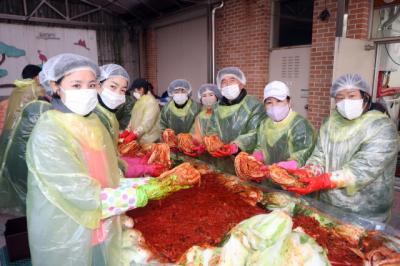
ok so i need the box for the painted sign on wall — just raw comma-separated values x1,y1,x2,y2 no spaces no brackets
0,23,98,96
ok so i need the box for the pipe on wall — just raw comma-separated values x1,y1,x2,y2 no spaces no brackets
211,2,223,83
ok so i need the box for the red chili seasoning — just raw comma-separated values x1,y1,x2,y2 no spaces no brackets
127,173,266,262
293,215,364,266
127,173,370,265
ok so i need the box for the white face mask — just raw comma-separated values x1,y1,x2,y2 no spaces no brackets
61,87,98,116
202,95,217,106
336,99,364,120
133,92,141,100
173,93,188,105
100,87,126,109
221,84,241,100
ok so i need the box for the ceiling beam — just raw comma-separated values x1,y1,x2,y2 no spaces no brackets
65,0,70,19
0,12,125,28
70,7,102,20
23,0,28,16
80,0,126,19
26,0,46,21
44,1,67,19
140,0,162,16
102,0,145,22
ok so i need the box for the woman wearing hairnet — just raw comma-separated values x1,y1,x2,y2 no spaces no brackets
160,79,201,134
25,53,190,266
252,81,316,169
94,63,129,145
128,78,160,144
207,67,266,157
191,83,221,144
287,74,399,223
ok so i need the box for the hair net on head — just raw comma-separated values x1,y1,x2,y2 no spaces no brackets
41,53,100,85
216,67,247,89
38,71,52,96
197,83,221,100
331,73,371,97
99,64,130,87
167,79,192,96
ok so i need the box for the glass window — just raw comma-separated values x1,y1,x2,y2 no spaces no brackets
272,0,313,47
372,5,400,39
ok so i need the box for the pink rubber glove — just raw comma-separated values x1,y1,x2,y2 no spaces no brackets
125,163,165,178
252,150,265,162
121,156,146,165
144,164,165,177
276,160,298,170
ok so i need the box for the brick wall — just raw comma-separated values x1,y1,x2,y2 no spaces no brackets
143,28,158,90
308,0,371,128
215,0,270,99
142,0,372,128
307,0,338,128
347,0,370,40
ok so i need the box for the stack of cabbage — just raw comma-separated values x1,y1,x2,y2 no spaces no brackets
180,210,331,266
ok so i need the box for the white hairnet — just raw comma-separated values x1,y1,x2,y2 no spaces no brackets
216,67,247,89
263,81,290,101
167,79,192,96
197,83,222,100
40,53,100,85
331,74,371,97
38,71,52,96
99,64,130,87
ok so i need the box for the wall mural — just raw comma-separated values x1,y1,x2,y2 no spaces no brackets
74,39,90,51
0,42,26,78
0,23,98,98
37,50,48,65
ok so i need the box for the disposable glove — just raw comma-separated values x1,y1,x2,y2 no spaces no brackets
183,144,206,157
287,173,336,195
125,162,165,178
252,150,265,162
210,143,239,157
276,160,298,170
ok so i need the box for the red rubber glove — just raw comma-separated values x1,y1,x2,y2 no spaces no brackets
287,173,336,195
184,145,206,157
119,130,130,139
260,165,270,177
286,168,312,179
210,143,239,158
124,132,138,144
